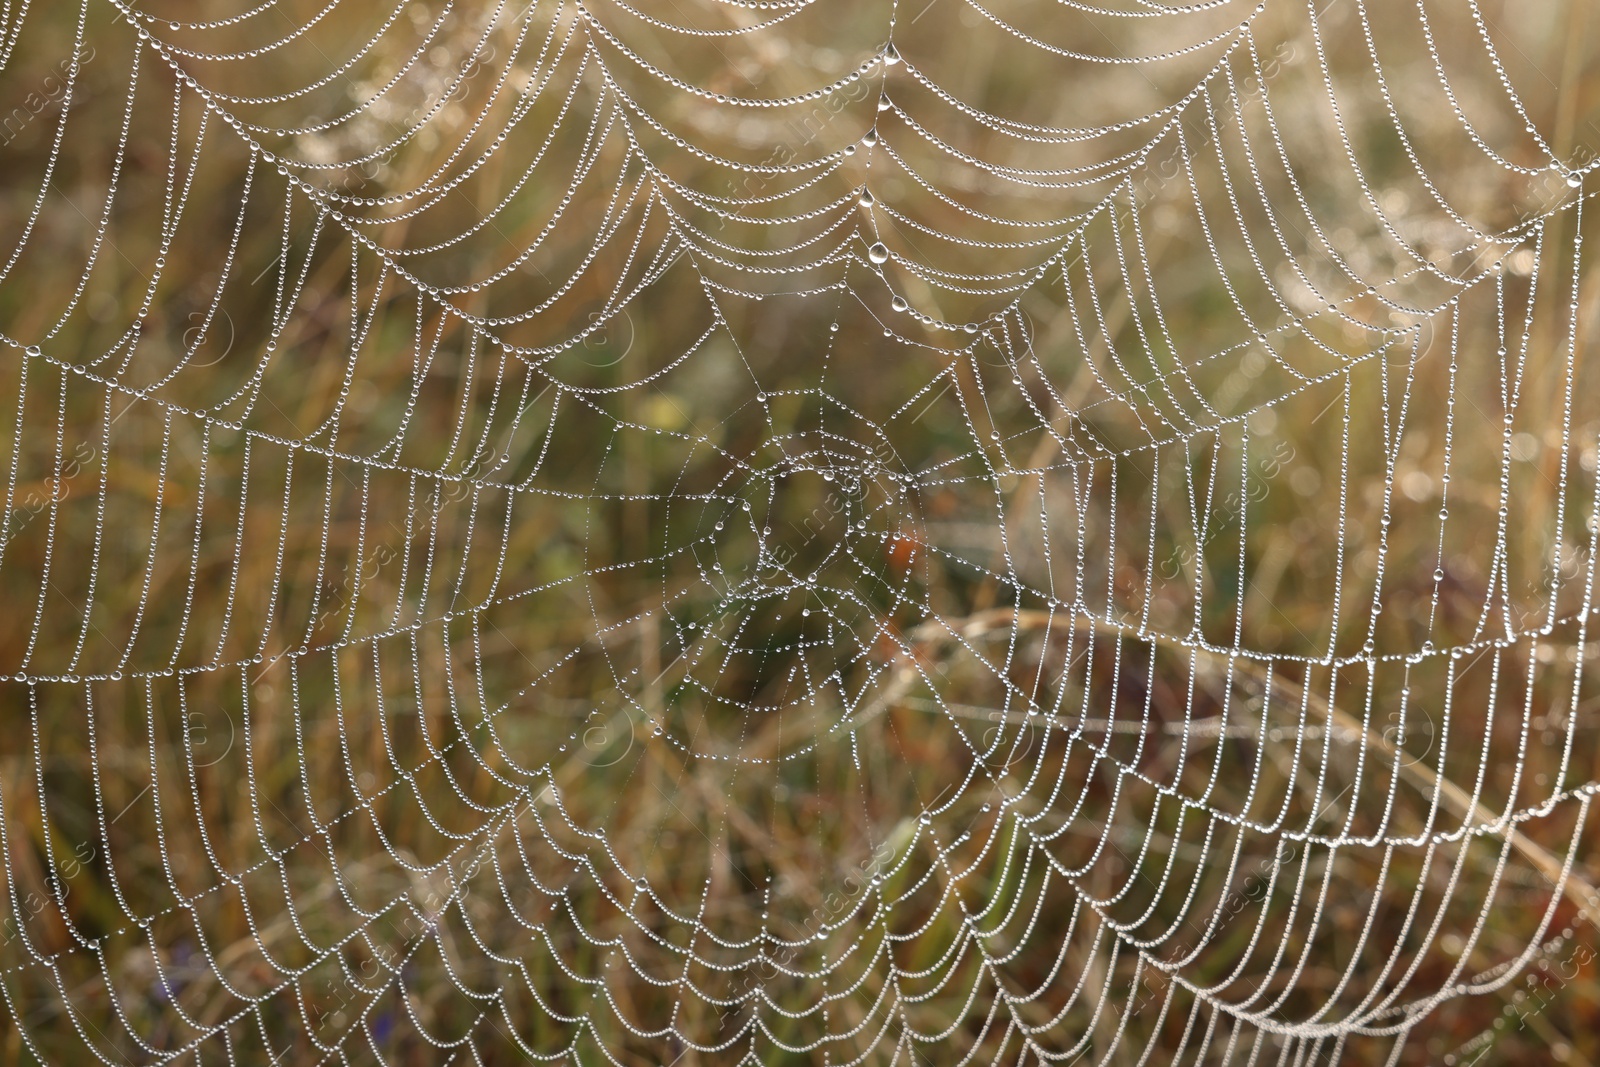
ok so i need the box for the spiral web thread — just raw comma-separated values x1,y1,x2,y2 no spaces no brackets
0,0,1598,1062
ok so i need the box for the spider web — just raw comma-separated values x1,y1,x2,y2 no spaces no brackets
0,0,1597,1062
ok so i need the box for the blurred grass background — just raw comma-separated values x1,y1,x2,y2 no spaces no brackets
0,0,1599,1063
